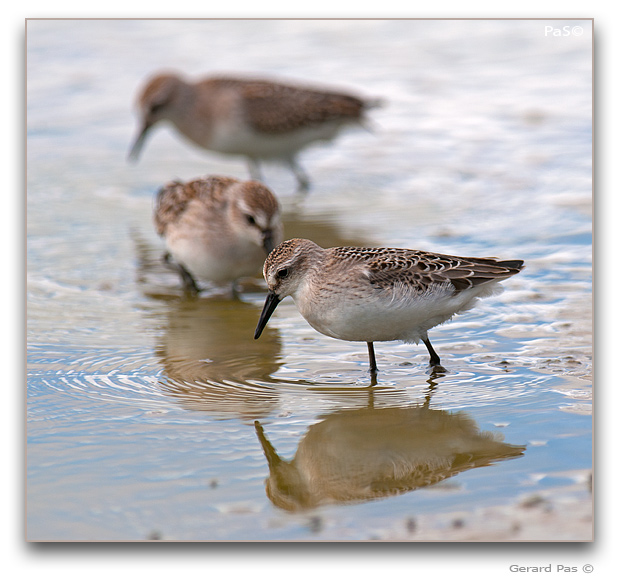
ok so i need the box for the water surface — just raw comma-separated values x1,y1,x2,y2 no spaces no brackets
26,19,592,541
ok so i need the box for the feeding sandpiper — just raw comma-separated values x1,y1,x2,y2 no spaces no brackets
154,175,282,294
128,71,381,191
254,238,524,376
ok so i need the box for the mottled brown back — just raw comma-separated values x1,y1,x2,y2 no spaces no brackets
330,246,524,294
154,175,239,236
205,77,368,134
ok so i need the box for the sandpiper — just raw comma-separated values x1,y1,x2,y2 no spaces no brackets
154,175,283,293
128,71,381,191
254,238,524,375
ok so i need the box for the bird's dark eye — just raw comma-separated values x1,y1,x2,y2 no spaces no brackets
149,101,166,115
277,268,289,279
245,214,257,226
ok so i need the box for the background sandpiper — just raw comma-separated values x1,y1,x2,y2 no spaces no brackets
129,72,381,191
154,175,283,294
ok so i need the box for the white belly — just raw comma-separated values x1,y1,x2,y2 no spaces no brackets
295,282,502,343
166,235,265,285
208,118,354,159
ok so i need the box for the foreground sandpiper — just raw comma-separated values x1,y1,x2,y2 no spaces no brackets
154,175,282,293
129,71,381,191
254,238,524,375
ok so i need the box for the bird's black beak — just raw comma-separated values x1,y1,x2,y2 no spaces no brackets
127,122,151,162
254,291,281,339
262,230,276,254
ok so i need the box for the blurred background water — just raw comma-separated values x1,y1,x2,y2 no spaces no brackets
26,19,592,541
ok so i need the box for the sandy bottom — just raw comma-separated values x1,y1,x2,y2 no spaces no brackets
363,484,592,542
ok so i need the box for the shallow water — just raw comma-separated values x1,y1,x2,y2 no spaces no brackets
26,19,592,541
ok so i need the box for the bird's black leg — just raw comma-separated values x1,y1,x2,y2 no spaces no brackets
179,266,200,294
247,158,264,182
367,341,378,379
422,337,441,367
163,252,200,294
287,157,311,193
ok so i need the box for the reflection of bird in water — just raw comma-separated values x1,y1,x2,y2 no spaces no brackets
155,297,282,419
153,175,283,295
255,406,525,511
255,238,524,376
128,71,381,192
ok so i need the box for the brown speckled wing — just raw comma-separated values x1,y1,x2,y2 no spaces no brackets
223,79,366,134
334,247,524,294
